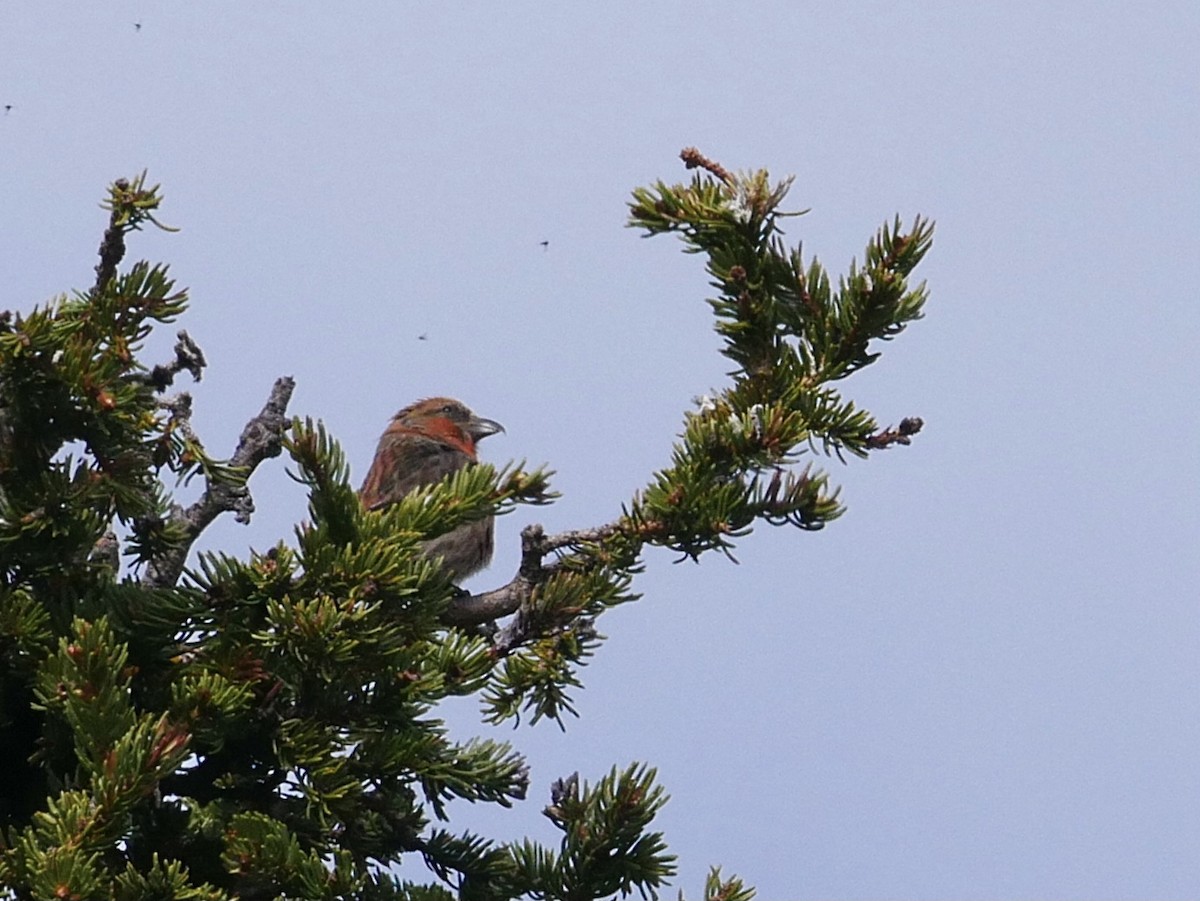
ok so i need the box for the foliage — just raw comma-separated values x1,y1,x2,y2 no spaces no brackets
0,154,931,899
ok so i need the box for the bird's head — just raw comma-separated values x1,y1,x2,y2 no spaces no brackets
394,397,504,455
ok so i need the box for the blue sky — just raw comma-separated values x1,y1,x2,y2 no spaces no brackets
3,4,1197,898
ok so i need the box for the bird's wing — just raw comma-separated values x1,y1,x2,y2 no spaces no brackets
359,428,472,510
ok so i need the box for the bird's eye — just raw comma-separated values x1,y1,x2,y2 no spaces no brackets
440,404,456,416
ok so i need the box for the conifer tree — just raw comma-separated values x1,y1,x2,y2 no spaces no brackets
0,151,932,900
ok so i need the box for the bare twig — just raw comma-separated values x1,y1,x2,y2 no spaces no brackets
159,391,201,452
441,521,623,654
139,330,207,391
865,417,924,450
143,376,295,587
680,146,733,184
92,179,130,298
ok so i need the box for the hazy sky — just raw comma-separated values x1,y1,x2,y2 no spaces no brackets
3,4,1197,898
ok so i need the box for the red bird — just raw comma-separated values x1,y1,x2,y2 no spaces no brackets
359,398,504,581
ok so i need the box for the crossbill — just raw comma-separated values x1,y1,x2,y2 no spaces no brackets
359,397,504,581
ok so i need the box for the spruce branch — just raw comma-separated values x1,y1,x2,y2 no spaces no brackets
92,172,178,299
463,149,931,719
1,159,927,897
143,376,295,588
506,764,676,900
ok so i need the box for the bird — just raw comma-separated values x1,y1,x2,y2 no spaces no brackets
359,397,504,581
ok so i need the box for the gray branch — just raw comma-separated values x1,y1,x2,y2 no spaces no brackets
138,330,208,391
441,521,622,653
143,376,295,588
